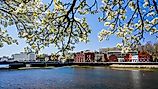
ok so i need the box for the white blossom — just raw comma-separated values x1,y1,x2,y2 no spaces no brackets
147,12,155,17
151,17,158,24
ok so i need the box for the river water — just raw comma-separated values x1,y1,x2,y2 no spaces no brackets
0,67,158,89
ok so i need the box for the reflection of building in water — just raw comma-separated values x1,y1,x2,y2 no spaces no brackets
131,70,142,89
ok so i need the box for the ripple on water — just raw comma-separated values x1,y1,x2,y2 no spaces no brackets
0,67,158,89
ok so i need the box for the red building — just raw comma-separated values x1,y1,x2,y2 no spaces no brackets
138,51,152,62
84,52,95,62
108,55,118,62
124,54,132,62
74,50,153,63
74,51,85,62
74,51,96,63
104,54,108,62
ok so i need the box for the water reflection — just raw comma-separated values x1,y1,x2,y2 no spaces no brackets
131,70,142,89
0,67,158,89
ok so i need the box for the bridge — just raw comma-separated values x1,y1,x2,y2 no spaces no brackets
1,61,158,69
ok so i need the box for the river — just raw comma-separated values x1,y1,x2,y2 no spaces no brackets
0,67,158,89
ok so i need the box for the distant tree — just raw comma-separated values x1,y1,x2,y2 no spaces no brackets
153,42,158,60
138,41,158,61
153,42,158,53
144,41,153,54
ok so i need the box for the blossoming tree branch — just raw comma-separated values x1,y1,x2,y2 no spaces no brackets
99,0,158,53
0,0,157,55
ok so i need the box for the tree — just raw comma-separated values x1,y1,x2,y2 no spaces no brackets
24,0,96,55
0,0,46,47
144,41,153,54
138,41,158,61
0,0,157,55
0,0,98,56
153,42,158,60
99,0,158,53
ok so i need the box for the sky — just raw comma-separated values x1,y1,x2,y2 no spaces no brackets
0,0,157,57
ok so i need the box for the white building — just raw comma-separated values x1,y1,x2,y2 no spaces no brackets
12,52,36,62
0,56,9,62
131,55,139,62
94,52,105,62
28,53,36,61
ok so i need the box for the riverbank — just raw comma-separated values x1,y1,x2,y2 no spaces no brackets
110,64,158,68
1,65,158,72
1,62,158,70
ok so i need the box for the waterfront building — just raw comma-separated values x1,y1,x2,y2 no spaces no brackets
0,56,9,62
84,52,95,62
131,55,139,62
12,52,36,62
95,52,104,62
64,52,74,63
106,51,138,62
94,52,108,62
74,50,109,63
74,50,96,63
74,51,85,62
138,51,152,62
28,53,36,61
74,48,153,63
12,52,28,62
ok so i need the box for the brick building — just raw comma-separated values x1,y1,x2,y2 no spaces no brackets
74,51,85,62
138,51,152,62
84,52,95,62
74,50,109,63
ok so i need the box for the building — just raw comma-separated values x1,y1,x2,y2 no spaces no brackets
74,48,154,63
74,51,85,62
84,52,95,62
109,55,118,62
138,51,152,62
131,55,139,62
65,53,74,63
0,56,9,62
28,53,36,61
12,52,36,62
74,50,95,63
106,51,138,62
94,52,108,62
74,50,108,63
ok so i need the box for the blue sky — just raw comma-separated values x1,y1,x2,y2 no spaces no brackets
0,0,157,57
